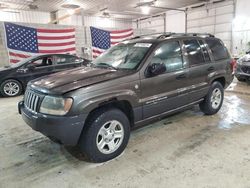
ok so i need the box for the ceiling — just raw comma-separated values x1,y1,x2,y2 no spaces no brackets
0,0,204,18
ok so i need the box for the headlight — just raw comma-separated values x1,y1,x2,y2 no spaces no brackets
39,96,73,115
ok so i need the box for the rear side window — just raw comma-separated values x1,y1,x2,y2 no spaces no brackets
183,39,206,66
205,38,229,61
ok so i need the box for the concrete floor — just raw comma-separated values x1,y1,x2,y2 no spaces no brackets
1,80,250,188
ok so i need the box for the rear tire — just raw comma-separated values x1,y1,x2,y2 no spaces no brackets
78,108,130,163
199,81,224,115
0,79,22,97
237,77,245,82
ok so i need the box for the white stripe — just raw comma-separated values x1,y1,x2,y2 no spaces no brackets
111,35,133,43
37,38,75,44
39,44,76,51
37,32,75,37
110,30,133,37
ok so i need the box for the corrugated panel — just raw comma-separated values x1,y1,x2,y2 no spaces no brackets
187,0,234,51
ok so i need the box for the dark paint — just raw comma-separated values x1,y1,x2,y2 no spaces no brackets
19,36,234,146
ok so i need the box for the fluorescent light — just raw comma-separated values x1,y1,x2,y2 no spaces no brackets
141,5,150,14
67,9,75,15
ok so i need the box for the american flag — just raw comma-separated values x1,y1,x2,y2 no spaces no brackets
90,26,133,58
4,22,76,64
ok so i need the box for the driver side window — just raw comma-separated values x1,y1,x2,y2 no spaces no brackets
150,41,183,74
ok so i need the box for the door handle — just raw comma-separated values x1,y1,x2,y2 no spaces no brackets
176,73,187,80
207,66,215,71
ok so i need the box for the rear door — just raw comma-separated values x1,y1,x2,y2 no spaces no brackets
182,38,212,102
140,40,189,119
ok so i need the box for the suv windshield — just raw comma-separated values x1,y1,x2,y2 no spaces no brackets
92,42,151,70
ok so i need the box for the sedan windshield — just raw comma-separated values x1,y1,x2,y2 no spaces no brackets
92,42,152,70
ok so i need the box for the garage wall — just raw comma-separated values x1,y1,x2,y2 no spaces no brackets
187,0,234,51
232,0,250,55
0,10,50,24
166,11,186,33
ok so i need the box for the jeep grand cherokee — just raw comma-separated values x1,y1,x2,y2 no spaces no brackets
18,33,234,162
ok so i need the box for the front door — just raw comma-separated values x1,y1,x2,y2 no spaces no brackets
140,40,188,119
19,56,55,85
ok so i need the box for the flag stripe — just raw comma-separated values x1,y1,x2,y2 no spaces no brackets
111,29,132,34
39,41,75,47
10,59,20,63
39,44,76,51
9,52,30,59
37,35,75,40
37,28,75,33
37,32,75,37
39,47,76,54
110,32,133,39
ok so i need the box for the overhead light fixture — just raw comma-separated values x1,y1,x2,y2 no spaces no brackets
67,9,75,15
140,5,150,14
135,0,156,15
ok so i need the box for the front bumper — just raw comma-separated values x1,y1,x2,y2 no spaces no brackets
18,101,87,146
235,64,250,78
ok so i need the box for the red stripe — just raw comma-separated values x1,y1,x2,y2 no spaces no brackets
111,29,132,34
37,35,75,40
39,47,76,54
111,32,133,39
9,52,30,58
39,41,75,47
37,28,75,33
92,49,105,54
111,42,118,45
10,59,20,63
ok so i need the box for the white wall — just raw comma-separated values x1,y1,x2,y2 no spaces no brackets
166,11,185,33
232,0,250,55
187,0,234,51
0,10,50,24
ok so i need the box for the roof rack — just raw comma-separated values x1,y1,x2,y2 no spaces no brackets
128,32,215,40
156,32,215,39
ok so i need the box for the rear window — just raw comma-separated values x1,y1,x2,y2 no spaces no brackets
205,38,229,61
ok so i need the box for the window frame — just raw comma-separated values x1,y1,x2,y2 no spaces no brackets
182,38,210,68
145,40,185,77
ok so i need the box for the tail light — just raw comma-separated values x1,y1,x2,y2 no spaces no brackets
230,59,237,73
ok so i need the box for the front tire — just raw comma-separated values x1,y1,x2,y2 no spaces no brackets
199,81,224,115
79,108,130,163
0,79,22,97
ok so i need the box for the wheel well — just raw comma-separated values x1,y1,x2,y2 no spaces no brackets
86,100,134,127
213,77,226,88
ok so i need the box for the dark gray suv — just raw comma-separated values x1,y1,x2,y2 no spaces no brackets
18,33,234,162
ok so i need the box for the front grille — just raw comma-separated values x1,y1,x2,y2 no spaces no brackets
241,66,250,74
24,90,41,112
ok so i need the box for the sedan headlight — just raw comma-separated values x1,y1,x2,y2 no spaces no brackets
39,96,73,115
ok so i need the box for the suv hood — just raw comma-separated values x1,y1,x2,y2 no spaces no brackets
30,66,130,94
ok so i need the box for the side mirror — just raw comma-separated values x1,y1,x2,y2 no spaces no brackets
147,63,166,77
26,64,35,71
246,51,250,54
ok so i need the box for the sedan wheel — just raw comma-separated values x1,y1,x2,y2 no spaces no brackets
0,80,22,97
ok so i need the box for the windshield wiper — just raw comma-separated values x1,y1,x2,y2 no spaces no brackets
95,63,117,70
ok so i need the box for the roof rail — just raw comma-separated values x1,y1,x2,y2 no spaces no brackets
156,32,215,39
127,32,215,41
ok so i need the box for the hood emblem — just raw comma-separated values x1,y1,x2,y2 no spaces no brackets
135,84,139,89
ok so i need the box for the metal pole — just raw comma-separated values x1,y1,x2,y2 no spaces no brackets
185,8,188,33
